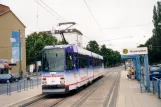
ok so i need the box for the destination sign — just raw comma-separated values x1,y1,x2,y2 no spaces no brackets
121,47,148,55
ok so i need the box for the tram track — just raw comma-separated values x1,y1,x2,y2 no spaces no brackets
71,72,120,107
53,71,120,107
18,68,121,107
69,72,115,107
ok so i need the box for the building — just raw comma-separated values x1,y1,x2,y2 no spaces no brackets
0,4,26,74
41,28,83,47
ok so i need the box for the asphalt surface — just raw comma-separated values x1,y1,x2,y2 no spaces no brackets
21,67,122,107
0,76,41,95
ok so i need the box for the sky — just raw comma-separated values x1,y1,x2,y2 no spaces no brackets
0,0,159,51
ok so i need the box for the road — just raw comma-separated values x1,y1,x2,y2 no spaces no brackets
23,67,122,107
0,76,41,95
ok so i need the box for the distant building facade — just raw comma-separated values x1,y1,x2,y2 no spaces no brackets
0,4,26,74
41,29,83,47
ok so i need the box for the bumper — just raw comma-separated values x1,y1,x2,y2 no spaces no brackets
42,85,69,94
0,79,12,83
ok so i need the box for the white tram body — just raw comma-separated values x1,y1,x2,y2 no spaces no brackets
41,45,104,94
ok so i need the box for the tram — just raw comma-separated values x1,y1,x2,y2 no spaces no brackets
41,44,104,94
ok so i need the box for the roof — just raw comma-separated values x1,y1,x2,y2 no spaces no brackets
0,4,26,28
43,44,103,59
0,4,9,14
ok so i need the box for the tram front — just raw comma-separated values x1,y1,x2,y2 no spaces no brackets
41,47,68,94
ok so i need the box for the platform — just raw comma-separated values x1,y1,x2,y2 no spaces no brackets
0,85,41,107
116,71,161,107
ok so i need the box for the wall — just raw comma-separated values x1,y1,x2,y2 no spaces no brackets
54,33,83,47
0,11,26,74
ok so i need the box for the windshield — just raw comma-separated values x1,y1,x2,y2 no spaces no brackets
42,49,65,72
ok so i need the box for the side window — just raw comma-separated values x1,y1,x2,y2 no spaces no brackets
94,58,97,67
84,55,88,68
98,59,100,67
78,54,88,69
66,52,74,70
74,53,79,69
78,54,82,68
90,57,93,67
101,60,103,67
96,58,98,67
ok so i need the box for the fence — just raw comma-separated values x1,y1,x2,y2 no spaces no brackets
0,77,41,95
152,77,161,99
140,70,146,93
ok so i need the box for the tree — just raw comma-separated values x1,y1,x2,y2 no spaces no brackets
86,41,122,67
86,40,99,54
26,32,58,65
138,2,161,64
99,45,108,67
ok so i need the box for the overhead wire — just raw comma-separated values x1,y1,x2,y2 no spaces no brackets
97,34,151,42
39,0,67,22
34,0,63,22
83,0,102,31
102,23,153,30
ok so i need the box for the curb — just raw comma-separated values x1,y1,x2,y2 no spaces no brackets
8,94,46,107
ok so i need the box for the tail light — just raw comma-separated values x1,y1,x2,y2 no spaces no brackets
43,78,46,80
42,78,47,85
60,77,65,84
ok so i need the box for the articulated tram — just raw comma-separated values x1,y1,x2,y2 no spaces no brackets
41,44,104,94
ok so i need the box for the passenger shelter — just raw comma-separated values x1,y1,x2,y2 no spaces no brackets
121,47,150,92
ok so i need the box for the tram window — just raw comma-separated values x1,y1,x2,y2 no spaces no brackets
98,59,100,67
90,57,93,67
66,52,74,70
95,58,99,67
78,54,82,68
74,53,79,69
78,54,88,68
101,60,103,67
84,56,88,68
94,58,97,67
98,59,101,67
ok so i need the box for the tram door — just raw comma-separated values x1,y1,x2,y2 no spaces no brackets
89,57,94,82
89,57,94,81
66,52,78,89
74,53,79,88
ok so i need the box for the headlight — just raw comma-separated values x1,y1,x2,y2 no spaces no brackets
42,78,47,85
60,78,65,84
42,81,47,85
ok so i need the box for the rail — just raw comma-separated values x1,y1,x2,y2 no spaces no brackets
152,77,161,99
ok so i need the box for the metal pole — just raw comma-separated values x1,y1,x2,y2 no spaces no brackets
32,79,34,89
9,82,11,95
17,80,19,92
36,62,38,87
144,54,150,92
19,81,21,92
152,78,155,94
30,79,31,89
158,80,160,99
6,80,9,95
26,80,28,90
19,29,22,79
24,80,26,90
